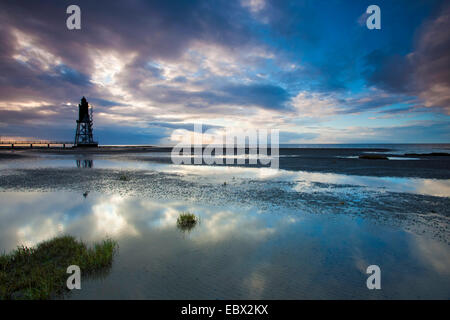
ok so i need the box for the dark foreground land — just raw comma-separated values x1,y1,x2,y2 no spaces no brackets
0,236,117,300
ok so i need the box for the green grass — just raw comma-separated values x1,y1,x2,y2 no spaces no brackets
176,212,199,232
119,174,129,181
0,235,117,300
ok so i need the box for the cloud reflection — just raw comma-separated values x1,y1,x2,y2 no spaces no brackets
0,191,449,299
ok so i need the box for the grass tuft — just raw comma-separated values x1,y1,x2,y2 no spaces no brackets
0,235,117,300
176,212,199,232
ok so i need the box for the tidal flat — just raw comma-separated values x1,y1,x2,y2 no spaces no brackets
0,145,449,299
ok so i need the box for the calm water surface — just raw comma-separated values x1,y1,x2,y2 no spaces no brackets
0,152,449,299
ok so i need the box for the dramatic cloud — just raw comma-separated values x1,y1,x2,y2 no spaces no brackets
363,2,450,114
411,3,450,113
0,0,448,143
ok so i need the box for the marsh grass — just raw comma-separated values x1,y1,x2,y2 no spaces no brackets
176,212,199,232
0,235,117,300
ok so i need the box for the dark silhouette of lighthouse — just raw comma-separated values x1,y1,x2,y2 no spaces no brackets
74,97,98,147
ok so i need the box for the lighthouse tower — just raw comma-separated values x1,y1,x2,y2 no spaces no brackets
74,97,98,147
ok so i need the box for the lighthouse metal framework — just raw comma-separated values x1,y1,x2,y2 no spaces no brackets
74,97,98,147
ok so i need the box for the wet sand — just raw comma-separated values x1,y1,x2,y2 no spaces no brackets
0,146,449,299
1,149,449,243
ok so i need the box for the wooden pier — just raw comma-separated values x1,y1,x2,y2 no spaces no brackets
0,140,74,149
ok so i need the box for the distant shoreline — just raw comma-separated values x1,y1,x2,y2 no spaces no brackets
1,144,449,179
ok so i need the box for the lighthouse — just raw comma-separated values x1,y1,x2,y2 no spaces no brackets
74,97,98,147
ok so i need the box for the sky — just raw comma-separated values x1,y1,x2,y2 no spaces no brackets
0,0,449,145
